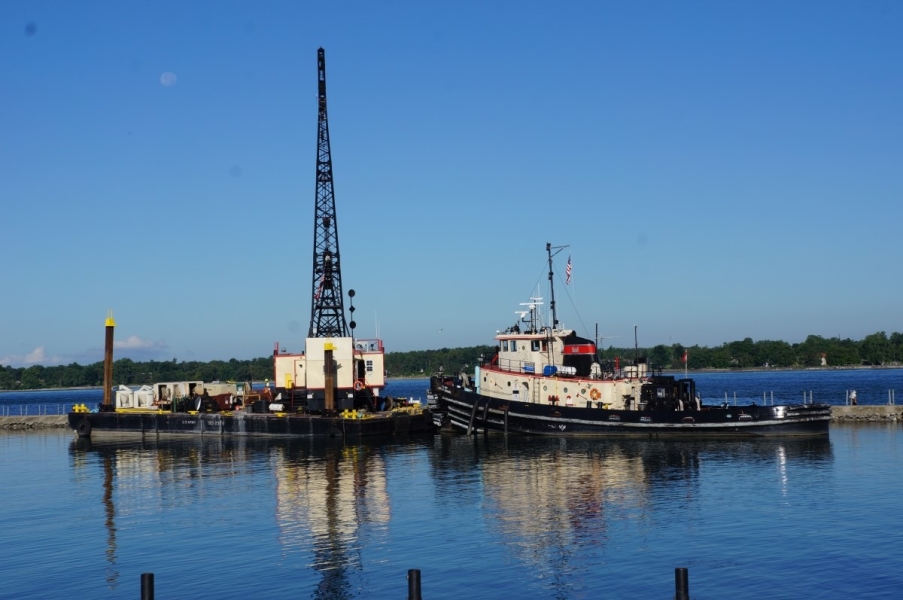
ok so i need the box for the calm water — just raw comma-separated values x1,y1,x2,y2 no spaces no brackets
2,376,903,599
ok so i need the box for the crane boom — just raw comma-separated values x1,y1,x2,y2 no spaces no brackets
309,47,348,338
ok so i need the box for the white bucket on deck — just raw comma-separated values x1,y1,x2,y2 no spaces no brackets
114,385,134,408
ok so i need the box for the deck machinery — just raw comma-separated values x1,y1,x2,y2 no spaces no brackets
272,48,386,413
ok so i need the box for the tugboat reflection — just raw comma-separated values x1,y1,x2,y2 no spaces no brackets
69,436,393,597
429,435,832,592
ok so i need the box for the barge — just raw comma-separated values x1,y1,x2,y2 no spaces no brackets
67,48,435,440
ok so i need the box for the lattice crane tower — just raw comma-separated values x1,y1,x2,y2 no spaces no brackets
309,47,349,338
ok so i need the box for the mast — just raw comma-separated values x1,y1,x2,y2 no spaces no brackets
546,242,568,330
309,47,348,338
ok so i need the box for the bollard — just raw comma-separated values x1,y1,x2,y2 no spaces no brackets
407,569,422,600
674,567,689,600
141,572,154,600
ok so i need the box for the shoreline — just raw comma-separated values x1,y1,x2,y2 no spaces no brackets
672,364,903,374
0,386,103,395
2,364,901,393
2,405,899,431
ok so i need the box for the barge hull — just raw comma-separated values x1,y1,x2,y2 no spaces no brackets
69,410,434,438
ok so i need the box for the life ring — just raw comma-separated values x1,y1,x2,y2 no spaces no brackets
590,388,601,400
76,418,92,438
353,381,363,391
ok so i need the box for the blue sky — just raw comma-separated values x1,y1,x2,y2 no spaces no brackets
2,1,901,367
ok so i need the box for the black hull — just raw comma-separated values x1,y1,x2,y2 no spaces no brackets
68,410,435,439
433,384,831,438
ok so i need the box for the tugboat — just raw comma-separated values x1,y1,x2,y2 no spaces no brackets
430,243,831,437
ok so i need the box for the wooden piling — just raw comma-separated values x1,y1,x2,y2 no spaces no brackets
102,310,115,409
324,344,335,412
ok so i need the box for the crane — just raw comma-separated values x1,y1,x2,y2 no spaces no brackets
270,48,386,413
309,47,349,338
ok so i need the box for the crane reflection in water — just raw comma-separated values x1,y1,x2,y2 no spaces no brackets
271,441,390,599
69,436,392,598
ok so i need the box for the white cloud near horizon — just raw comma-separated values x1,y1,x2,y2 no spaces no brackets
1,337,169,368
114,335,162,350
0,346,65,368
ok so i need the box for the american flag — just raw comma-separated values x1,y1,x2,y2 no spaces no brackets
565,255,572,285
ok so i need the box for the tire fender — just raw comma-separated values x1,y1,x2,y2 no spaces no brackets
76,418,92,438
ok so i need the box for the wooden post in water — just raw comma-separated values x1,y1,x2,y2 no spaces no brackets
102,310,115,409
324,342,335,412
674,567,689,600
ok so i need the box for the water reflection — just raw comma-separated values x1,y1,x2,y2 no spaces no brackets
428,434,832,594
101,451,117,588
69,436,405,598
65,433,833,598
270,442,390,599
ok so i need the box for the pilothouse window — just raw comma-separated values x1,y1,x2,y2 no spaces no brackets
511,341,517,351
531,340,540,351
502,340,509,352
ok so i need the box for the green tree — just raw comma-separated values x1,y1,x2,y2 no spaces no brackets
0,366,15,390
860,331,890,365
649,345,670,369
728,338,756,368
19,365,45,389
755,340,795,367
890,332,903,363
114,358,136,384
62,363,85,387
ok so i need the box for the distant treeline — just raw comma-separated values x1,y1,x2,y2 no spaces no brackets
603,331,903,371
2,332,901,390
387,332,903,374
0,357,275,391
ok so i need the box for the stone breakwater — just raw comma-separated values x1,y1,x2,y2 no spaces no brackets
831,406,902,422
0,415,68,430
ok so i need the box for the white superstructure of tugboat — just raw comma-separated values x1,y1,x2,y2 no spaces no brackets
430,243,831,437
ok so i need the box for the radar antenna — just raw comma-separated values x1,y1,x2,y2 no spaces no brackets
516,297,544,333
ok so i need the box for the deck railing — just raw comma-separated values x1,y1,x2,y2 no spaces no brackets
494,357,538,374
0,403,75,417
